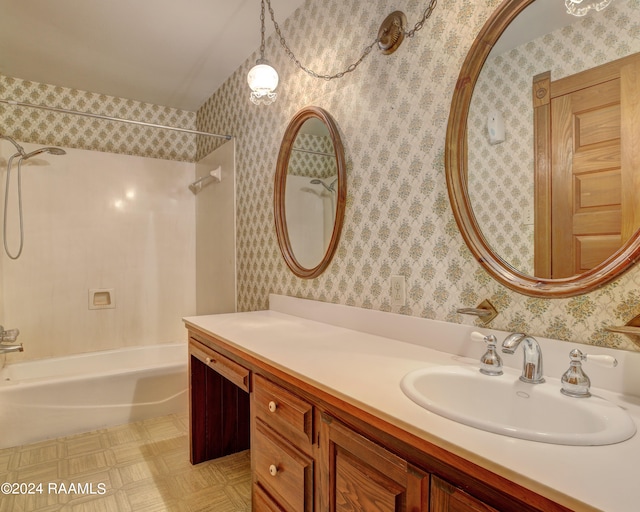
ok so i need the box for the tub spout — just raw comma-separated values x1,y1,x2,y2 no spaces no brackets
0,343,23,354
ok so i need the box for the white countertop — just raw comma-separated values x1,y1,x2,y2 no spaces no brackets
184,295,640,512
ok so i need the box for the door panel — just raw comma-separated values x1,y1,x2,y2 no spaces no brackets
319,414,429,512
543,54,640,278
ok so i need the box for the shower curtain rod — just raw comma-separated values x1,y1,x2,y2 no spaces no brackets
0,98,232,140
292,147,334,157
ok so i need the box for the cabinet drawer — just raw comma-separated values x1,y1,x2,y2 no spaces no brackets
254,374,313,445
189,338,250,392
254,483,286,511
254,418,313,512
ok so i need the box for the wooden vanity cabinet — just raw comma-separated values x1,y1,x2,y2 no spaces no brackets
251,374,315,511
187,328,572,512
318,413,429,511
430,476,499,512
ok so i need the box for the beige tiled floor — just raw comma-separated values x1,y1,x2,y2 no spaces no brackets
0,414,251,511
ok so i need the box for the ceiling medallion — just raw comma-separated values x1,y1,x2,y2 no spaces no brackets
377,11,407,55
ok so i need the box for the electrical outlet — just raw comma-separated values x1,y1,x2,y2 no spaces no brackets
390,275,406,306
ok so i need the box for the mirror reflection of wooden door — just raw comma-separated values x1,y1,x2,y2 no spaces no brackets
534,53,640,278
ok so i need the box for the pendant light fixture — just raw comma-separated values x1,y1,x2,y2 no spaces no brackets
247,0,438,105
248,0,279,105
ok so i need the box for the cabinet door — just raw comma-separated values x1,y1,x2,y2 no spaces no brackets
430,476,498,512
319,414,429,512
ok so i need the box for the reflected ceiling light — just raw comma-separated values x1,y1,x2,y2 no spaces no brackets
248,0,438,105
565,0,614,16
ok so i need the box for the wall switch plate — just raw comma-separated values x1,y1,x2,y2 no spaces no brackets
523,208,534,226
390,275,406,306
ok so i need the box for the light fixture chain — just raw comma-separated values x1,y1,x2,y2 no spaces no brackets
404,0,438,39
264,0,378,81
262,0,438,82
259,0,266,59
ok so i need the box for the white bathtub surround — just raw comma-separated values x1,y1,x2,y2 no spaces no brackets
0,141,196,361
184,294,640,512
0,342,188,449
195,140,237,315
284,175,336,269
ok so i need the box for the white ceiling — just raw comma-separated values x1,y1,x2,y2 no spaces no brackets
491,0,577,57
0,0,306,111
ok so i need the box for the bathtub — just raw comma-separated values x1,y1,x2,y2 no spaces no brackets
0,342,188,449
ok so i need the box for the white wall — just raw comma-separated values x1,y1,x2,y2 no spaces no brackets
195,140,236,315
0,141,196,361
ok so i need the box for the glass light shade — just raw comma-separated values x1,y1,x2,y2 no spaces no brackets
565,0,614,16
248,61,279,105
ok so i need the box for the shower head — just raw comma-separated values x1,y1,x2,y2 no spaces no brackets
0,134,27,157
22,147,66,160
310,178,337,193
0,135,66,160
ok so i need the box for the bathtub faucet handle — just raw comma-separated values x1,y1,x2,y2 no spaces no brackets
0,327,20,343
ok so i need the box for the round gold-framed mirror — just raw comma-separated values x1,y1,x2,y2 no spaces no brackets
274,106,346,279
445,0,640,298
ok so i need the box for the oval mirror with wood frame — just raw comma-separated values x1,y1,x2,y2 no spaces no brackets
445,0,640,298
274,106,346,279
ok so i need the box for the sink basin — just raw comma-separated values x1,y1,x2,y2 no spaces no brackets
400,365,636,446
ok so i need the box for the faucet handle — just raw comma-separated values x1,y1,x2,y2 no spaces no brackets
584,353,617,368
471,332,503,376
0,328,19,342
561,349,617,398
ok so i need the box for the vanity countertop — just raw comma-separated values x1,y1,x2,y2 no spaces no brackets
184,296,640,512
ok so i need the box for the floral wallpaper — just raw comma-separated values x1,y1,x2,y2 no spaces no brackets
197,0,640,352
288,133,337,179
0,75,197,162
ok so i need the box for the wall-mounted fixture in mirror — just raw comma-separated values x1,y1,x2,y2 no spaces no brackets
445,0,640,298
274,106,346,279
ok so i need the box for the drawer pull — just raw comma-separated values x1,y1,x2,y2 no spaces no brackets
269,464,278,477
205,357,211,364
268,400,278,413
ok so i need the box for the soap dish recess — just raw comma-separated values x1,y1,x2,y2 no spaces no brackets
88,289,115,310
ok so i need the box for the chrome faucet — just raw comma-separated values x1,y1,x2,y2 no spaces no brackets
560,349,617,398
501,333,545,384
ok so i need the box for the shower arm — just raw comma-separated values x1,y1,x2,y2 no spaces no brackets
0,134,27,157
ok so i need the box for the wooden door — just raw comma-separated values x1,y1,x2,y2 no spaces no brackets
533,53,640,278
318,413,429,512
